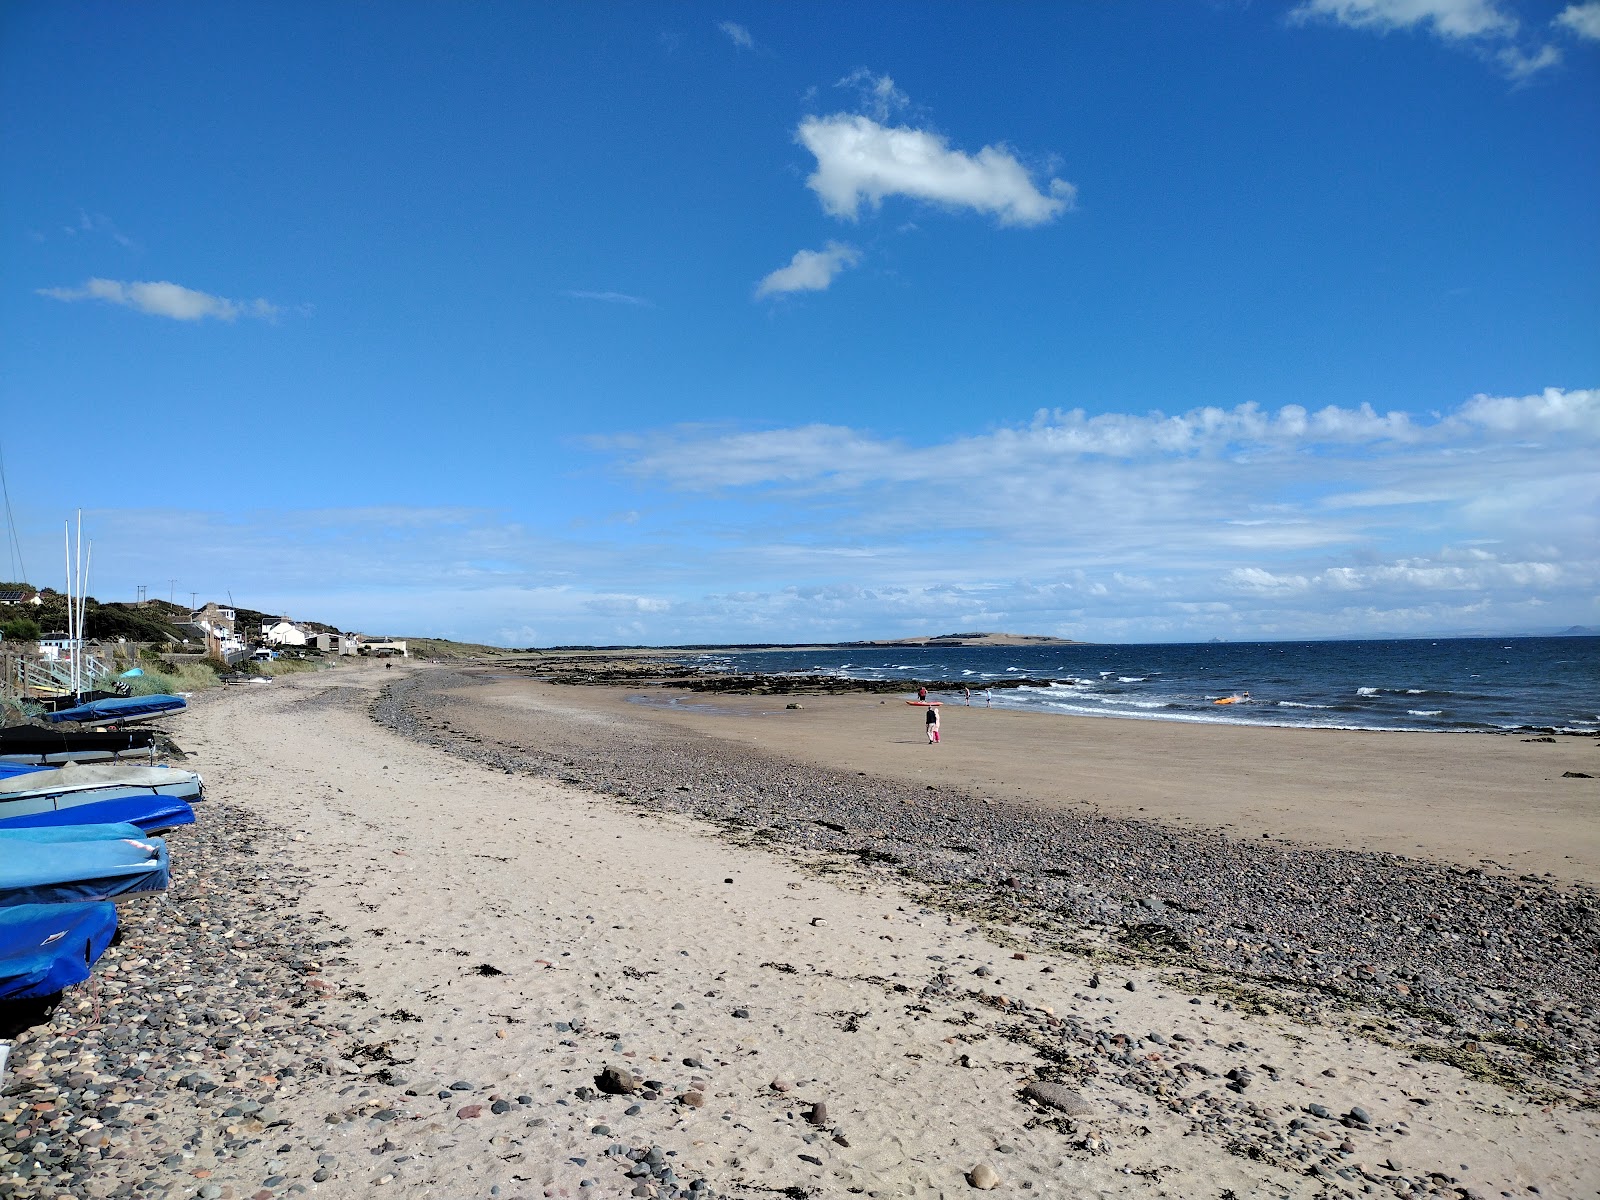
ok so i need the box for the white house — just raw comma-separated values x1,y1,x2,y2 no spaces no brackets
261,618,309,647
37,632,73,661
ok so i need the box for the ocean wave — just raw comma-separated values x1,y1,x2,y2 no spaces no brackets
1277,701,1334,709
1408,709,1444,718
1117,676,1147,683
1100,698,1169,709
1357,687,1380,696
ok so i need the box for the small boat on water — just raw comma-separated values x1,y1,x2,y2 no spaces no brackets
43,694,187,727
0,901,118,1002
0,763,204,832
0,726,158,765
0,824,170,906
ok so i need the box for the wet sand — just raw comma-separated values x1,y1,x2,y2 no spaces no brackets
472,675,1600,884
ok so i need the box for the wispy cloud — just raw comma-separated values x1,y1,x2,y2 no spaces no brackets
39,390,1595,646
562,289,654,307
59,210,138,250
37,278,281,322
1290,0,1565,79
591,387,1599,638
1497,41,1564,77
835,68,911,122
754,242,860,298
1290,0,1516,39
796,72,1074,227
1555,2,1600,39
717,20,753,49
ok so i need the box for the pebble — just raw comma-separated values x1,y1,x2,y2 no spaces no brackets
968,1162,1002,1190
1022,1081,1094,1116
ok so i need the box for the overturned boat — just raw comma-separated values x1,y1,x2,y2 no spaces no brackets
0,762,203,832
0,901,118,1002
43,694,186,727
0,824,170,906
0,793,195,835
0,726,158,765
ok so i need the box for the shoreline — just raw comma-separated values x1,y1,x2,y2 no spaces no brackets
469,666,1600,884
4,663,1597,1199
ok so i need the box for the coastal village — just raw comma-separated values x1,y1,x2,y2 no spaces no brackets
0,583,406,705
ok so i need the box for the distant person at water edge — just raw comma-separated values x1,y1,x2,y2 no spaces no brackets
917,685,927,701
925,705,940,744
963,686,971,705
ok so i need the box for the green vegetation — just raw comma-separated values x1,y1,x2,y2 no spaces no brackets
256,657,324,677
404,637,519,659
1,615,41,642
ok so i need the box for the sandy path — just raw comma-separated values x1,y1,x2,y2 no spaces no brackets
166,666,1599,1199
487,681,1600,885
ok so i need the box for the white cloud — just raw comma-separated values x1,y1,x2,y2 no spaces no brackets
797,113,1075,227
1555,2,1600,38
1497,42,1563,78
835,69,910,122
1290,0,1568,79
717,21,752,48
562,289,653,307
37,278,280,322
1290,0,1516,39
754,241,860,297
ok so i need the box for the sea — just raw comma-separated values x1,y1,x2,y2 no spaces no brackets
685,636,1599,735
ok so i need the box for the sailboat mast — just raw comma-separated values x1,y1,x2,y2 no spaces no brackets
74,511,84,697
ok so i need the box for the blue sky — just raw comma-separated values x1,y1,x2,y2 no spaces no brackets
2,0,1596,645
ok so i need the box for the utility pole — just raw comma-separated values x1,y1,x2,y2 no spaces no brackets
190,591,198,612
168,579,176,604
136,585,146,605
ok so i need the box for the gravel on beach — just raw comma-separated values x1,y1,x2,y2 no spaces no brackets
374,668,1600,1110
0,801,350,1200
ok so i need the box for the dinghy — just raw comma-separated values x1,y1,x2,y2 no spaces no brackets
0,726,157,765
0,824,170,906
0,763,203,830
0,902,118,1001
43,694,186,727
0,794,195,835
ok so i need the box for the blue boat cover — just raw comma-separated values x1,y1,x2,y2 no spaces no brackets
0,824,170,906
0,902,118,1001
0,762,49,779
44,695,187,724
0,795,195,835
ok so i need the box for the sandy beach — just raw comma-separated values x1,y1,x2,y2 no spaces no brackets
3,662,1597,1199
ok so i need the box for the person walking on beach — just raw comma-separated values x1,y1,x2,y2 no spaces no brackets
925,704,940,744
917,685,928,702
963,686,971,705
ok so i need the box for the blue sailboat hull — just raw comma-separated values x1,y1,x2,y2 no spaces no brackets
44,695,187,726
0,794,195,835
0,902,119,1001
0,825,170,906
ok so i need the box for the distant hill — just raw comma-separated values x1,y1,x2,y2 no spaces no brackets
859,631,1084,647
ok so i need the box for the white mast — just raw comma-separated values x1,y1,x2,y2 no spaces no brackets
63,521,74,697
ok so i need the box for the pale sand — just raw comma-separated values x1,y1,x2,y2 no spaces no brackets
156,664,1599,1198
500,682,1600,885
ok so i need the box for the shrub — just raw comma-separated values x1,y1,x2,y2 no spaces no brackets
1,616,41,642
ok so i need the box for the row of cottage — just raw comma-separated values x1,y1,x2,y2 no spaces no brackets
185,603,407,659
